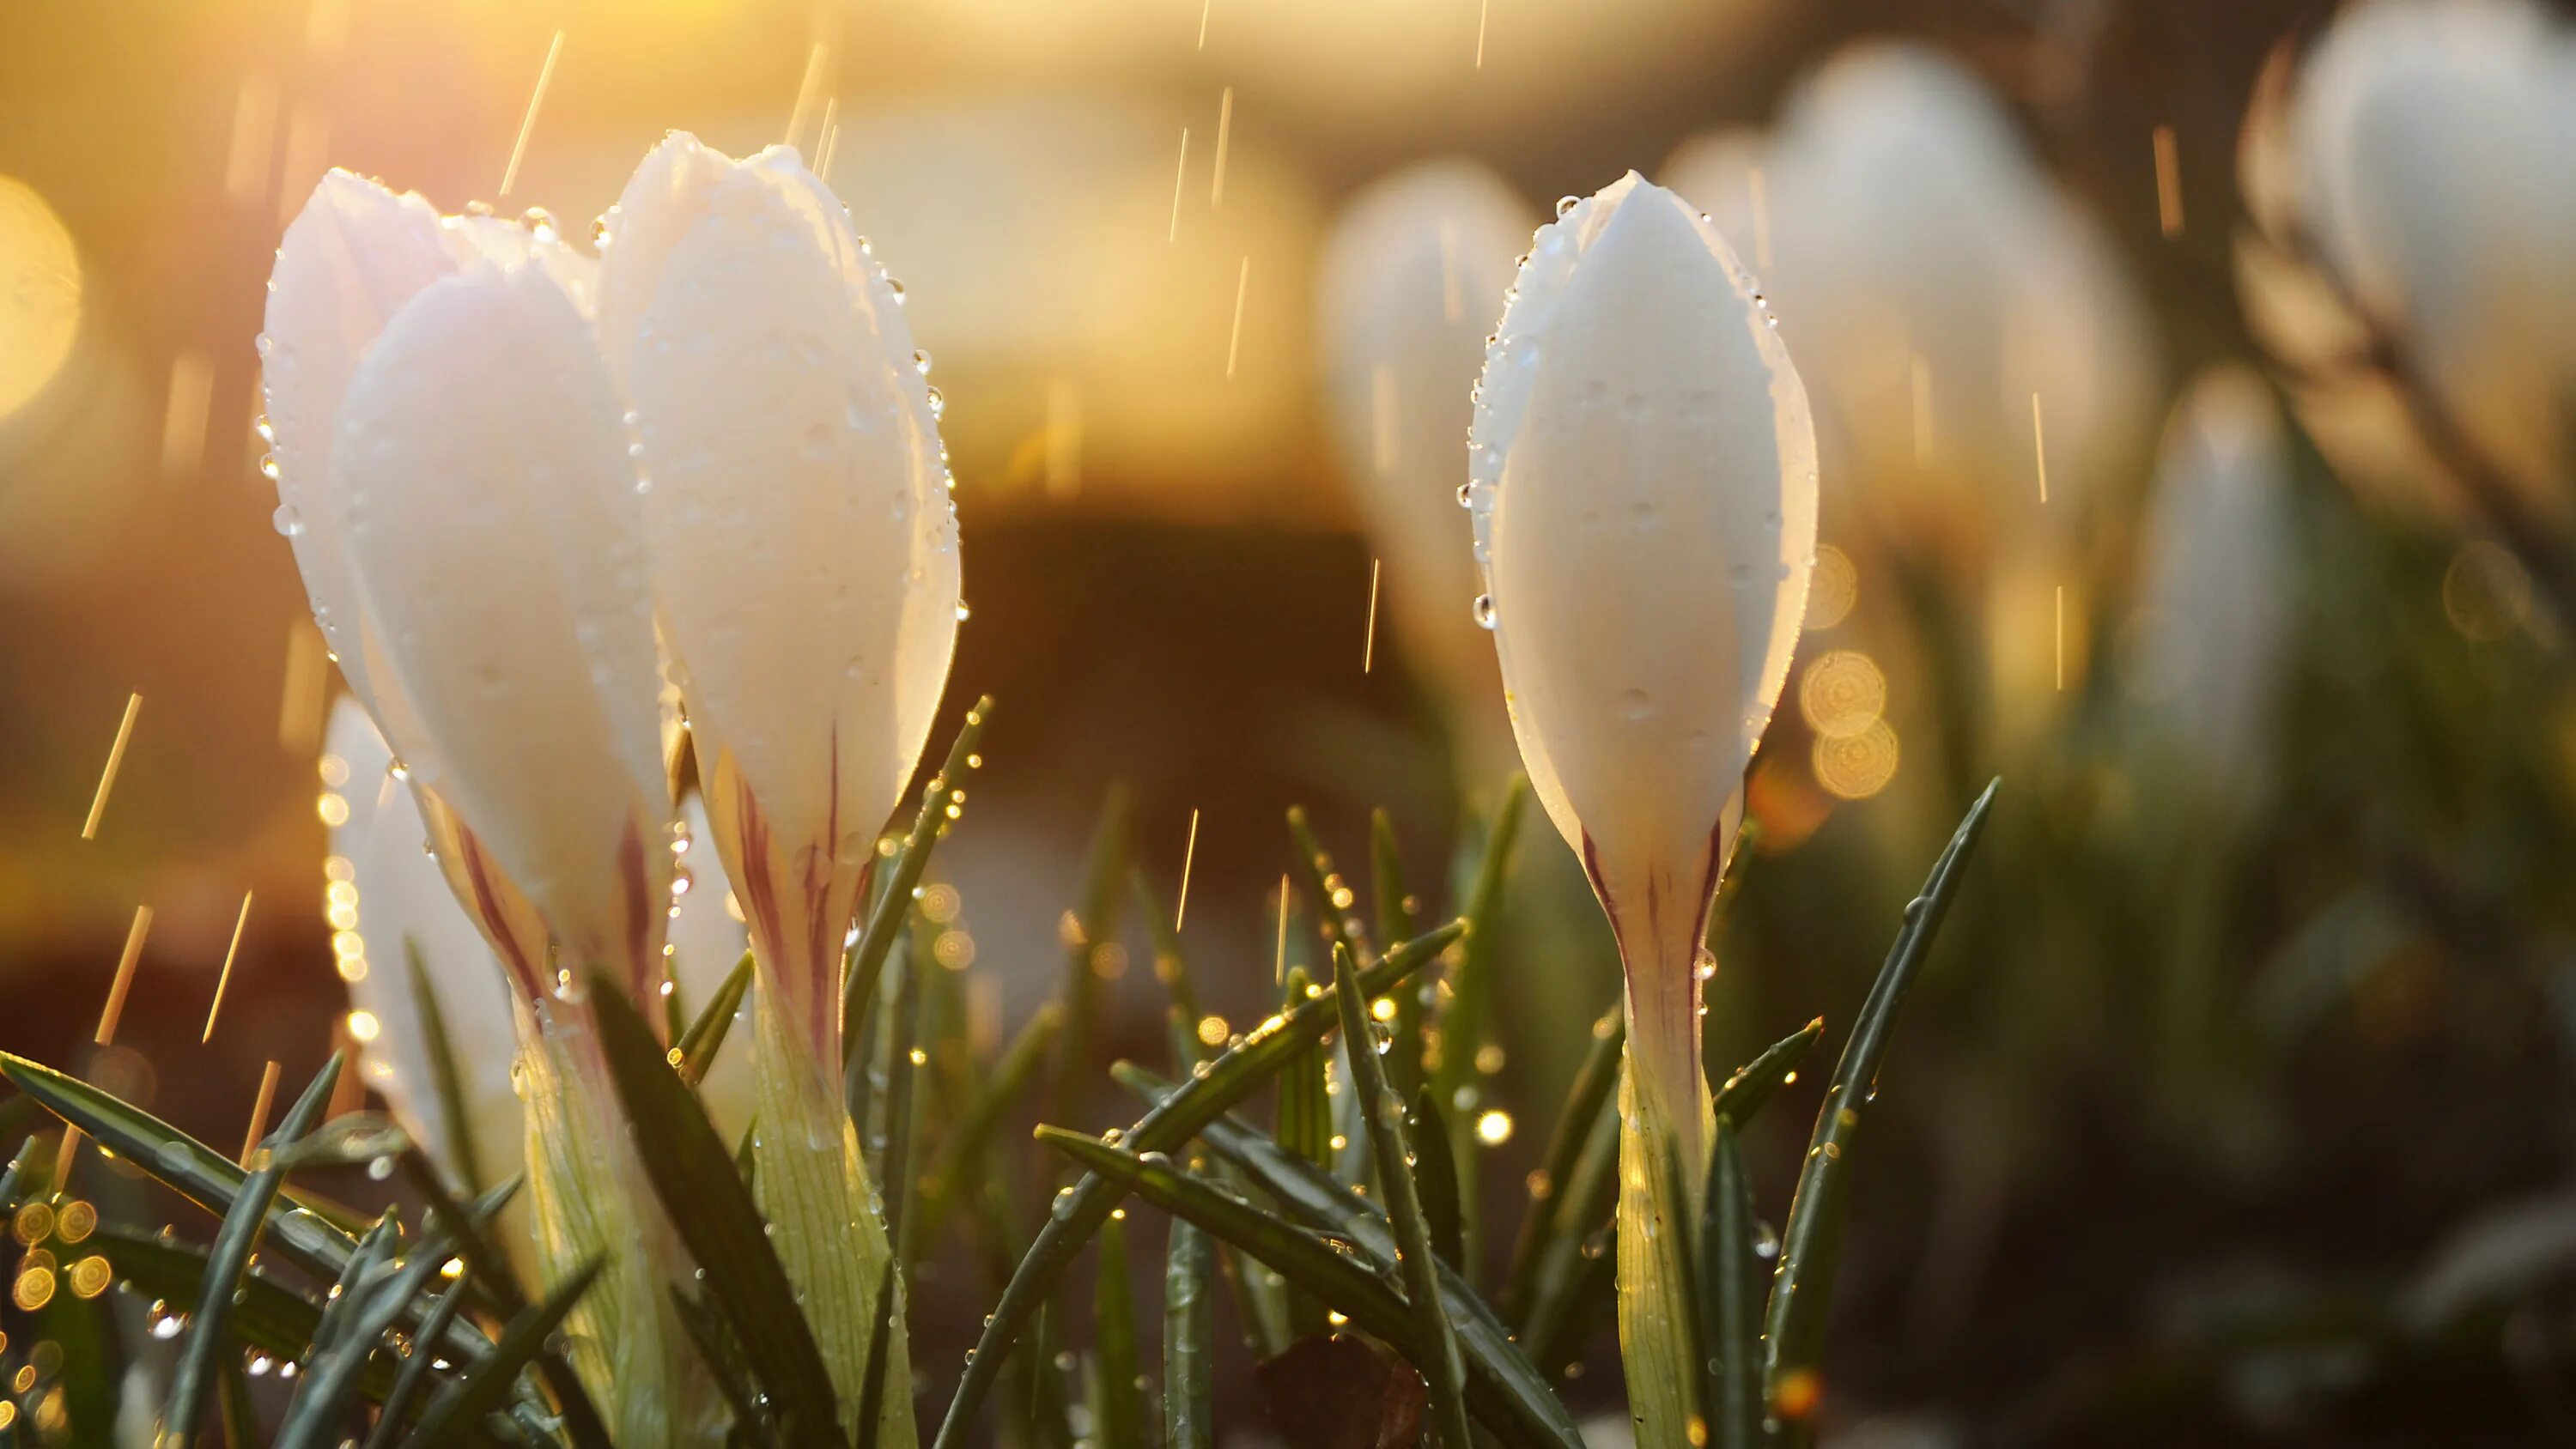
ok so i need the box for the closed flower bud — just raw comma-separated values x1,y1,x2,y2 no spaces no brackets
2129,367,2298,810
1318,160,1535,770
1467,171,1815,1447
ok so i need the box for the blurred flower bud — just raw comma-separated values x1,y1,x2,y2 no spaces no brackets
2128,367,2298,810
1318,160,1536,773
1667,42,2155,574
1467,171,1815,1446
2239,0,2576,529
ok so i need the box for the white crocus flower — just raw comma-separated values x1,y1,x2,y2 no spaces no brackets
1317,160,1536,775
597,133,954,1446
2129,367,2299,811
265,174,691,1447
2247,0,2576,527
1467,172,1816,1448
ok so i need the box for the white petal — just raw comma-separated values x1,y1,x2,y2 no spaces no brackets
263,171,457,734
1316,160,1534,752
328,699,524,1189
1471,173,1815,963
334,262,671,986
600,139,958,1032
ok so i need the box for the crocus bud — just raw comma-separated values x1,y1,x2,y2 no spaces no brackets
1467,172,1815,1447
1317,160,1535,773
2253,0,2576,526
598,134,959,1062
597,135,950,1446
266,174,691,1446
2129,367,2298,810
1666,43,2154,573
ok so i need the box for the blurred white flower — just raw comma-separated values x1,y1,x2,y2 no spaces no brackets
1467,171,1815,1446
2239,0,2576,526
598,135,958,1064
1667,42,2155,572
2129,368,2299,809
1318,159,1535,770
265,174,671,1003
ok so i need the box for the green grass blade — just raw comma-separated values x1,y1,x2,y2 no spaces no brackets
854,1258,899,1449
843,697,994,1066
914,1003,1064,1251
676,950,756,1088
1036,1129,1577,1449
93,1227,358,1390
1162,1208,1214,1449
1431,777,1527,1287
1700,1119,1762,1449
1501,1003,1622,1325
1370,809,1424,1100
929,919,1463,1449
1285,806,1371,962
587,972,848,1449
1713,1018,1825,1128
1275,965,1332,1339
1762,779,1999,1434
0,1051,365,1286
397,1258,601,1449
362,1274,473,1449
1132,868,1204,1033
406,939,483,1197
276,1234,455,1449
1335,943,1473,1448
884,929,929,1266
1092,1213,1144,1449
1407,1088,1464,1269
671,1287,766,1440
1043,782,1134,1121
1515,1100,1619,1378
164,1052,343,1444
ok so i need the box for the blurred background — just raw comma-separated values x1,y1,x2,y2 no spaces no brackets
9,0,2576,1442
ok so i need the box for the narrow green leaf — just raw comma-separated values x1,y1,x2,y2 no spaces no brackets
1712,1017,1825,1129
1275,966,1332,1339
1515,1101,1619,1377
1285,806,1371,961
1131,870,1205,1034
362,1274,473,1449
844,696,995,1065
399,1161,608,1449
930,920,1466,1449
1335,944,1473,1447
407,938,483,1197
1370,809,1424,1100
1431,777,1528,1287
671,1288,766,1441
1035,1129,1578,1449
1703,817,1763,952
165,1052,343,1445
93,1228,346,1381
219,1352,259,1449
1700,1120,1761,1449
0,1052,365,1287
587,973,848,1449
676,950,756,1088
1407,1088,1463,1269
1161,1208,1214,1449
914,1003,1064,1251
854,1258,899,1449
884,925,930,1266
1501,1004,1623,1325
1092,1214,1144,1449
1763,779,1999,1434
398,1258,601,1449
276,1235,456,1449
1042,782,1133,1121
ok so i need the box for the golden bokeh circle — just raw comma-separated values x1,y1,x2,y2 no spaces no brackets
0,175,82,421
1807,544,1858,630
1813,718,1901,800
1799,650,1887,739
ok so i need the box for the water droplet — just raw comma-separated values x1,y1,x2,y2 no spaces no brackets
955,600,972,622
1556,195,1581,216
270,504,301,537
1619,688,1651,720
1471,594,1497,630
